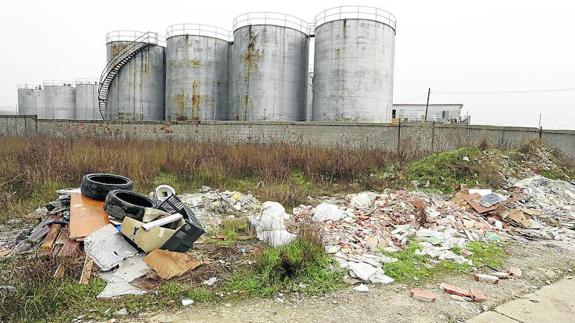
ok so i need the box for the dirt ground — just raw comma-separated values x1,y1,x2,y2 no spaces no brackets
145,240,575,323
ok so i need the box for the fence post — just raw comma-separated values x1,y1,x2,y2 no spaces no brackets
397,118,401,160
431,121,436,151
539,126,543,140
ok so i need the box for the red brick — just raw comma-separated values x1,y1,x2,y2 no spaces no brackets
470,288,487,302
474,273,499,284
409,288,437,302
440,283,472,298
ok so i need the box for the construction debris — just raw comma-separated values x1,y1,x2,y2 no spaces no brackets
84,224,138,271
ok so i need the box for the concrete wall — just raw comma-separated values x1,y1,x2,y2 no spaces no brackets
0,116,573,160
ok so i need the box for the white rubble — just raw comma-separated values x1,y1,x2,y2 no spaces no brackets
313,203,346,222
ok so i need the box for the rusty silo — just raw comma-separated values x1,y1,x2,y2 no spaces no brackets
17,84,44,116
312,6,396,122
75,79,101,120
165,24,231,121
104,31,165,121
43,81,76,120
229,12,310,121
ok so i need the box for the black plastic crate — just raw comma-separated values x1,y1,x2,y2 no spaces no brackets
156,195,205,252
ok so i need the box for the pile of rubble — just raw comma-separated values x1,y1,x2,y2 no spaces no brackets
290,175,575,285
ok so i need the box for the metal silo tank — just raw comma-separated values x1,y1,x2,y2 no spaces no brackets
105,31,166,121
312,6,396,122
165,24,231,121
17,84,44,116
43,81,76,120
230,12,310,121
75,79,102,120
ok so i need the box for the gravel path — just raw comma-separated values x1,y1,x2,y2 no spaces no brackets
146,241,575,322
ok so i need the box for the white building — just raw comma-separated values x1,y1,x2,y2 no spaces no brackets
391,104,469,124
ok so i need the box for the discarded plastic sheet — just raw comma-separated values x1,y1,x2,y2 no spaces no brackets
313,203,346,222
350,192,376,209
142,213,183,231
84,224,138,271
121,216,179,253
144,249,201,280
69,193,110,239
248,202,296,247
97,255,151,298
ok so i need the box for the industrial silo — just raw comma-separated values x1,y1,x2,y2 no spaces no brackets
229,12,310,121
165,24,231,121
105,31,165,121
43,81,76,120
17,84,44,116
312,6,396,122
75,79,102,120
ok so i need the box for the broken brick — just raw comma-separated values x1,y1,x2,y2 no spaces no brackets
409,288,437,302
470,287,487,302
509,266,522,277
474,273,499,284
440,283,473,298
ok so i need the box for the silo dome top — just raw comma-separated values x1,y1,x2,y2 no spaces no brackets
314,5,397,31
166,24,232,42
105,30,165,46
233,12,312,35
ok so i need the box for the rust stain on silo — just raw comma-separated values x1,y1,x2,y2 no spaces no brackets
191,80,201,120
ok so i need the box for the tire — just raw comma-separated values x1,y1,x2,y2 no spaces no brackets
104,189,155,221
81,173,133,201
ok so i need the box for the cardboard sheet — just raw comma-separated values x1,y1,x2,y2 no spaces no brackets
69,193,110,239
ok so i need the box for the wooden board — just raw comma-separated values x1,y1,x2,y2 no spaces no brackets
41,218,63,253
69,193,110,239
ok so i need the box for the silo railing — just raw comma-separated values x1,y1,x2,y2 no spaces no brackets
106,30,166,47
233,12,312,35
314,5,397,31
166,23,232,42
43,80,74,87
76,78,99,85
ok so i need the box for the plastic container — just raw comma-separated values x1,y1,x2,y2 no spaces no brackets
156,195,205,252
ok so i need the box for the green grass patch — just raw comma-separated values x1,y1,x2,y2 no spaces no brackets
224,238,345,297
407,147,505,193
382,241,506,285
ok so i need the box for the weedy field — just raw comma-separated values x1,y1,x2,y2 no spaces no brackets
0,136,573,321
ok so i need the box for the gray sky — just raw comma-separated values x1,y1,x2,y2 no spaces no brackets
0,0,573,129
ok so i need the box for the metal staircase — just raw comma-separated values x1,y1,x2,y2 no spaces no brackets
98,32,159,120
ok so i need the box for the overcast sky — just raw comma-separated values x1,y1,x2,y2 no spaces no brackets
0,0,573,129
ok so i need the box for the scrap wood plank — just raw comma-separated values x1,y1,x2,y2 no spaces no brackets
41,216,64,253
80,256,94,285
463,193,497,214
53,264,65,279
28,215,60,243
69,193,110,240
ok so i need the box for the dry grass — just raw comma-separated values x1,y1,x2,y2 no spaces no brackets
0,136,399,221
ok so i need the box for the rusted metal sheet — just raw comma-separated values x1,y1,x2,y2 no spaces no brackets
69,193,110,240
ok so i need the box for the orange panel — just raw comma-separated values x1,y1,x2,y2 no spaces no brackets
69,193,110,239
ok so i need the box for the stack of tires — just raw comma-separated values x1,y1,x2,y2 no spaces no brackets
80,173,155,220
